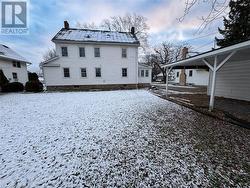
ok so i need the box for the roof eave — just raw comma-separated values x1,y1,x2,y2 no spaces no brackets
52,39,140,46
0,55,31,64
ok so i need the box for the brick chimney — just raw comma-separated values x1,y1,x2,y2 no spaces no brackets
131,27,135,34
64,21,69,29
179,47,188,86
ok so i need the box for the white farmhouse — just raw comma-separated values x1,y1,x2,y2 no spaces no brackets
41,21,151,90
0,44,29,85
172,68,209,86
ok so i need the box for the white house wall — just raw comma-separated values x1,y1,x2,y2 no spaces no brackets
43,43,138,86
138,67,151,84
173,69,209,86
208,59,250,101
0,59,28,85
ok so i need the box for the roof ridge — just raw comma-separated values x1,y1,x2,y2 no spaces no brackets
61,28,132,34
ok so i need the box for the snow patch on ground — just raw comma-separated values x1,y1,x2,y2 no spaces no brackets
0,90,249,187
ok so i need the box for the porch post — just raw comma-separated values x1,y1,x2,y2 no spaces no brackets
209,56,218,111
166,68,169,97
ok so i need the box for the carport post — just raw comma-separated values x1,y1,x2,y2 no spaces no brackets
166,68,169,97
165,66,173,97
209,56,218,111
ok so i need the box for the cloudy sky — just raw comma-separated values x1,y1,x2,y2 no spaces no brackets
0,0,224,72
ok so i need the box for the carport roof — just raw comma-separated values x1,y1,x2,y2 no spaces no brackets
163,39,250,68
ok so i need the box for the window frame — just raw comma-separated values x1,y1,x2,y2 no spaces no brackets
122,68,128,77
140,70,145,77
189,70,193,77
63,67,70,78
95,67,101,77
12,72,18,80
80,68,87,78
94,47,100,57
79,47,85,57
17,61,21,68
145,70,149,77
122,48,127,58
176,72,179,78
61,47,68,57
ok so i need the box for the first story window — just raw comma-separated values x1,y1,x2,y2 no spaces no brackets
79,47,85,57
61,47,68,57
63,68,70,77
176,72,179,78
12,72,18,80
189,70,193,77
122,48,127,58
140,70,144,77
145,70,149,77
81,68,87,77
95,68,101,77
94,48,100,57
122,68,127,77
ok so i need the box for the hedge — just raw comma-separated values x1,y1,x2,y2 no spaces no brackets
2,82,24,92
25,81,43,92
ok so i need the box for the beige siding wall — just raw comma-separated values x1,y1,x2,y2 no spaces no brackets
208,60,250,101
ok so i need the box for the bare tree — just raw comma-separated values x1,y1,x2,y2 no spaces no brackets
101,13,149,49
76,22,98,30
180,0,229,32
43,49,56,61
144,43,186,83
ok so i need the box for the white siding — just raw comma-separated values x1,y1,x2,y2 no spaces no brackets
43,43,138,86
138,67,151,84
172,69,209,86
0,59,28,85
208,60,250,101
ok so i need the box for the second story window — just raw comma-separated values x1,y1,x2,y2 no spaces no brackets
176,72,179,78
61,47,68,57
94,48,100,57
81,68,87,77
13,61,21,68
145,70,149,77
63,68,70,78
122,68,127,77
140,70,144,77
95,68,101,77
122,48,127,58
79,47,85,57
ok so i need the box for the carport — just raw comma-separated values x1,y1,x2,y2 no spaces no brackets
164,40,250,111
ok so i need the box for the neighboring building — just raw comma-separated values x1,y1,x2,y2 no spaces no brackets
0,44,30,85
164,40,250,110
172,69,209,86
41,21,149,91
138,63,152,87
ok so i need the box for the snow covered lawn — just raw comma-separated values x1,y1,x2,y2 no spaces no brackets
0,90,249,187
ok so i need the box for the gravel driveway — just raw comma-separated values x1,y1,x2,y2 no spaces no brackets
0,90,249,187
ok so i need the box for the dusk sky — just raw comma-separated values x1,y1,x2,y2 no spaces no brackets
0,0,224,72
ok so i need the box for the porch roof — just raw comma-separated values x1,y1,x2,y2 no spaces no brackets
163,40,250,68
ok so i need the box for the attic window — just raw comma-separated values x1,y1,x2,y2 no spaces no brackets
2,45,9,48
